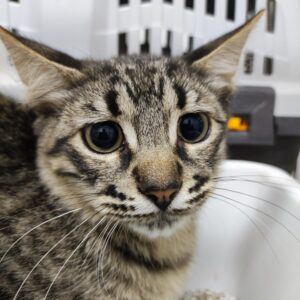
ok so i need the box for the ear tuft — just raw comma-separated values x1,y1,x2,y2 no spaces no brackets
185,10,265,83
0,26,85,113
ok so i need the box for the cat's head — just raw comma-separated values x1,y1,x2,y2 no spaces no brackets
0,12,263,238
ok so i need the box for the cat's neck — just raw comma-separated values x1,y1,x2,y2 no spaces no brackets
108,217,197,272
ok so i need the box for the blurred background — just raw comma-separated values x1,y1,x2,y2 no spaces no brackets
0,0,299,178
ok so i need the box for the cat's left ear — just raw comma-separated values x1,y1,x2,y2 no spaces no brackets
184,10,265,83
0,26,85,114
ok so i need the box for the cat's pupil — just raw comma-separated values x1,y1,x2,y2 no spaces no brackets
90,122,119,149
179,113,206,142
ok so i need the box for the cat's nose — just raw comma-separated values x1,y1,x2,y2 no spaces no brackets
139,182,181,211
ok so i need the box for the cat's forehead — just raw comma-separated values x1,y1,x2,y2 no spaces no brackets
76,57,219,111
90,57,184,99
62,56,226,135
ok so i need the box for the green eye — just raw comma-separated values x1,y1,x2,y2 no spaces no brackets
83,122,123,153
178,113,210,143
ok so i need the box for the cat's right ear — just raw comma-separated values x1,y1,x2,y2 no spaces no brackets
0,27,86,114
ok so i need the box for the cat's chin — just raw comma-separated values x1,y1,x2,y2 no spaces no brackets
128,216,188,239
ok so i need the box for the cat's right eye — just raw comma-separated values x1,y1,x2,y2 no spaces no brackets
82,122,123,153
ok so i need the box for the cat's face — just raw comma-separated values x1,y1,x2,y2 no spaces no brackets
0,12,263,238
37,58,229,238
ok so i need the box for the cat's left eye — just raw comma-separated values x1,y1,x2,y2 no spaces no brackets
83,122,123,153
178,113,210,143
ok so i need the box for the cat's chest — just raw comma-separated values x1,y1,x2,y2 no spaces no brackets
0,206,193,300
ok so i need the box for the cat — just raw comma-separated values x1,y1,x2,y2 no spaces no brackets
0,11,263,300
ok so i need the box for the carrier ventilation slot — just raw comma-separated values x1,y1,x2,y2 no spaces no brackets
187,36,194,53
264,57,273,75
119,0,129,6
227,0,236,21
185,0,194,9
164,0,173,4
140,29,150,54
141,0,151,2
246,0,256,19
267,0,276,32
244,53,254,74
118,33,128,55
206,0,215,15
184,36,194,54
9,0,20,2
162,31,172,56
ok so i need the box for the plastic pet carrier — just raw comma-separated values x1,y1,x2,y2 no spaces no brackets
0,0,300,172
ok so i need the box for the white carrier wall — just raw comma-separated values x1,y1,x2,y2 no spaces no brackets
0,0,299,117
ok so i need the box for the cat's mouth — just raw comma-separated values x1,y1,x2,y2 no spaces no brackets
126,189,209,238
145,212,177,229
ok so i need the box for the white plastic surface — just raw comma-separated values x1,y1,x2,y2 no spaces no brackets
0,0,299,117
187,160,300,300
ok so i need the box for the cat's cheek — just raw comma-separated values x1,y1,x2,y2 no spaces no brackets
131,196,159,214
36,155,79,211
170,181,212,211
182,125,226,171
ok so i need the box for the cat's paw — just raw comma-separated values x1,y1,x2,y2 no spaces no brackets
181,289,236,300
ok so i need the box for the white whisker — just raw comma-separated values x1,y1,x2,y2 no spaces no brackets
96,219,114,288
214,177,300,193
13,212,97,300
210,195,279,262
0,208,81,265
43,215,106,300
99,221,119,290
211,191,300,244
213,187,300,223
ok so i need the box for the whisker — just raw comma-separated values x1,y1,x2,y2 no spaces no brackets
0,208,81,264
213,187,300,224
43,214,106,300
210,195,279,262
96,219,114,290
12,211,103,300
101,223,123,292
0,206,65,222
0,191,102,233
95,219,112,285
79,215,113,279
210,191,300,244
79,231,101,272
99,221,119,290
214,178,300,194
213,174,296,181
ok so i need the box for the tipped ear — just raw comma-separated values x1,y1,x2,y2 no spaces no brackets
184,10,265,82
0,27,85,113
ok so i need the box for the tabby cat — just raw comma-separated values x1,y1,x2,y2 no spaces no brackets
0,11,263,300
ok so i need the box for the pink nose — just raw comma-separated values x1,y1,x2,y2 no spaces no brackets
139,183,181,211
